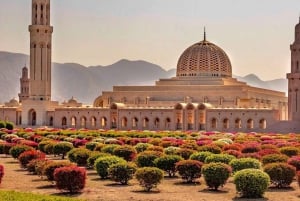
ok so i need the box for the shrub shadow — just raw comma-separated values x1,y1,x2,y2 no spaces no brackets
267,186,295,192
131,189,161,194
232,196,269,201
51,192,83,198
104,183,132,187
199,188,229,194
36,184,55,189
173,181,201,186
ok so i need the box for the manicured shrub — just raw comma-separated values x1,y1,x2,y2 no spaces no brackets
287,155,300,171
108,162,137,185
258,149,280,157
176,160,203,183
5,122,14,130
176,148,195,160
87,152,111,168
164,146,180,155
44,141,57,155
94,155,126,179
189,151,213,163
280,146,299,157
134,143,151,153
54,166,86,193
224,150,242,158
53,142,74,159
154,155,183,177
26,158,48,175
93,143,105,152
204,154,235,164
239,152,261,160
234,169,270,198
113,145,137,161
9,145,34,159
241,144,261,153
67,148,91,166
136,151,163,167
198,145,222,154
43,161,74,181
135,167,164,192
147,145,164,153
263,163,296,188
229,158,261,173
261,154,288,166
38,140,55,153
0,164,4,184
101,144,121,154
0,142,15,155
0,121,5,129
85,142,99,151
18,150,45,168
202,162,232,190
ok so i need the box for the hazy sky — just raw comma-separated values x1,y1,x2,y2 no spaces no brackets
0,0,300,80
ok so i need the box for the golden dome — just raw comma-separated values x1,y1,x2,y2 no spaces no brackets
176,37,232,78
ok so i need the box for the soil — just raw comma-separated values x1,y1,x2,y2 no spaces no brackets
0,155,299,201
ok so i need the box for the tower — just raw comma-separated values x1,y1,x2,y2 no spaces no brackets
18,66,30,102
287,17,300,120
29,0,53,101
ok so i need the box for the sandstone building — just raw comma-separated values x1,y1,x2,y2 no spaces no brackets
1,0,300,133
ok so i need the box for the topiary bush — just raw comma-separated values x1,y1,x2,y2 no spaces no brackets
85,142,99,151
9,145,34,159
113,145,137,161
18,150,45,168
43,161,74,182
94,155,126,179
38,140,55,153
198,145,222,154
0,164,4,184
175,160,203,183
229,158,261,173
53,142,74,159
202,162,232,190
154,155,183,177
0,143,15,155
134,143,151,153
5,122,14,130
261,154,288,166
189,151,213,163
67,148,91,166
263,163,296,188
101,144,121,155
54,166,86,193
204,154,236,164
44,141,57,155
135,167,164,192
164,146,180,155
287,155,300,171
234,169,270,198
176,148,195,160
280,146,299,157
108,162,137,185
136,151,163,167
26,158,48,175
241,144,261,153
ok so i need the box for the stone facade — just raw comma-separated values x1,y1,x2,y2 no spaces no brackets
1,0,300,133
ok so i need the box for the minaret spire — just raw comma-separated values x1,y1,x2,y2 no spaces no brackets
204,27,206,41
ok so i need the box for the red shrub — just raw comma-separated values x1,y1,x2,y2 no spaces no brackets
54,166,86,193
238,153,261,160
19,140,38,148
18,150,46,168
223,143,242,151
241,143,261,153
258,149,280,157
224,150,242,158
288,156,300,171
0,165,4,184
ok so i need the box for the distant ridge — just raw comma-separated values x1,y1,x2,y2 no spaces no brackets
0,51,287,104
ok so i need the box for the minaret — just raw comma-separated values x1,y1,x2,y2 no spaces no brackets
287,17,300,120
18,66,30,102
29,0,53,101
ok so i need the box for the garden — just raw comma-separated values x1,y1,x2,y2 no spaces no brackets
0,126,300,201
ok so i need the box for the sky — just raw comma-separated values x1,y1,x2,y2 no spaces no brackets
0,0,300,80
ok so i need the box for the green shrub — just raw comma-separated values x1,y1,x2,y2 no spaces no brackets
53,142,74,159
18,150,45,168
134,143,151,153
5,122,14,130
135,167,164,192
108,162,137,185
198,145,222,154
67,148,91,166
261,154,288,166
229,158,261,173
0,121,6,129
154,155,183,177
279,147,299,157
94,143,105,152
202,162,232,190
94,155,126,179
190,151,213,163
43,161,74,181
0,143,14,155
113,145,137,161
54,166,86,193
101,144,121,155
147,145,164,153
136,151,163,167
164,146,180,155
234,169,270,198
204,154,236,164
87,152,111,168
176,148,195,160
263,163,296,188
9,145,34,159
44,141,57,155
85,142,99,151
38,141,55,153
176,160,203,183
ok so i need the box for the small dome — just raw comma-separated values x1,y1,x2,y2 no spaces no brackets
9,98,19,105
176,38,232,78
68,97,78,104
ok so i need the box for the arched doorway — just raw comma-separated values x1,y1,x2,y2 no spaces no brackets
28,109,37,126
49,116,54,126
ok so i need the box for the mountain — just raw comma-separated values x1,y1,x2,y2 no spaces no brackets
0,51,288,104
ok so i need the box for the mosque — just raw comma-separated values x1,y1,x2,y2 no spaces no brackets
1,0,300,133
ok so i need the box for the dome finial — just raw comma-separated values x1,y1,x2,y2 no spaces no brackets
204,27,206,41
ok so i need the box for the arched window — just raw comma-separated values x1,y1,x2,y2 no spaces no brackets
247,119,254,129
71,117,76,127
62,117,67,126
165,118,171,129
223,118,229,129
121,117,128,128
101,117,107,128
49,116,53,126
143,117,149,129
235,118,241,129
132,117,138,128
111,117,117,129
211,118,217,129
259,119,267,129
80,117,87,128
91,117,96,127
154,118,160,128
